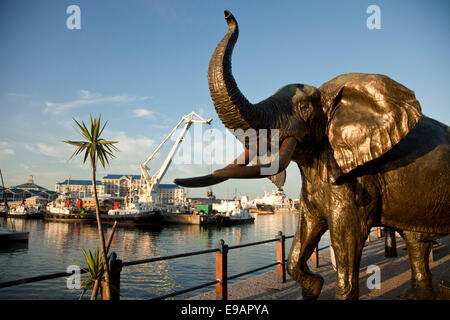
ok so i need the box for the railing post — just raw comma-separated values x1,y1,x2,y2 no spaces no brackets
103,252,122,300
276,231,286,283
216,239,228,300
311,245,319,268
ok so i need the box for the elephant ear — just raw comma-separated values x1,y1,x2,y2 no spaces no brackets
320,73,422,180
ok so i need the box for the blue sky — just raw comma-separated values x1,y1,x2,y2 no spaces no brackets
0,0,448,199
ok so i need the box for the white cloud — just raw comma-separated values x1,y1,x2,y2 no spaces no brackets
44,90,152,114
24,142,71,159
36,143,64,158
0,148,14,156
97,129,156,173
114,131,155,161
0,141,14,157
132,108,155,119
0,141,11,148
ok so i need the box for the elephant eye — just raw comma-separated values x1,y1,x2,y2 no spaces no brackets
299,104,312,119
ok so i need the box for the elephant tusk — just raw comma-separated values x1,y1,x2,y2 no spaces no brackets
212,137,297,179
173,148,254,188
174,174,228,188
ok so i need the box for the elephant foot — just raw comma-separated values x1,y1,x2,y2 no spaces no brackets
400,281,436,300
301,274,324,300
335,288,359,300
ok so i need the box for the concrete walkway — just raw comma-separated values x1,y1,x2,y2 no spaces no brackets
190,234,450,300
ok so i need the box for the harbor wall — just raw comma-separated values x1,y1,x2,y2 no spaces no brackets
162,213,216,225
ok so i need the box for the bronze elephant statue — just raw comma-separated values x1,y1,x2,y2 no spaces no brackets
174,10,450,300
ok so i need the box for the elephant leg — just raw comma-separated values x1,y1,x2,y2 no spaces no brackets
330,222,369,300
401,230,436,300
287,208,327,300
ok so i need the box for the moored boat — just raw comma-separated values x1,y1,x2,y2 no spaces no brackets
102,198,162,226
8,204,43,219
213,200,255,225
254,188,291,214
44,210,96,222
44,193,95,222
256,203,274,215
0,205,10,217
0,226,29,241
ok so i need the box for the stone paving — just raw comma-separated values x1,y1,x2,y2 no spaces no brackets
190,234,450,300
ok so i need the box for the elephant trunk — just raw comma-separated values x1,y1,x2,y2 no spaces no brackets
208,10,265,132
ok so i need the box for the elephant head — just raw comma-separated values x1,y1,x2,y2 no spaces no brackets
174,10,422,188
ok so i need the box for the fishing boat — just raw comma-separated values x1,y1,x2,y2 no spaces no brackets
8,204,43,219
102,196,162,226
44,193,96,222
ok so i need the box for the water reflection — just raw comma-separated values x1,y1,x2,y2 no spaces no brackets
0,241,28,253
0,213,331,300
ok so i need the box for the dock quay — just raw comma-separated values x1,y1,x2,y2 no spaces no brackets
162,213,217,225
189,235,450,300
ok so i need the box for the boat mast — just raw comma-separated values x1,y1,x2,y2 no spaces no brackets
0,168,8,208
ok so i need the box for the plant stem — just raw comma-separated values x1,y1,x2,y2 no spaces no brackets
91,157,112,300
90,221,118,300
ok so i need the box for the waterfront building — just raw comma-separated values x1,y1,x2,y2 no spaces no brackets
2,175,57,202
101,174,185,204
55,179,105,198
158,184,184,204
54,174,185,204
101,174,141,197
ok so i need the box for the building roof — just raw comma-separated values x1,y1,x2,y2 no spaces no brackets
56,179,104,186
5,188,25,194
14,175,47,191
15,182,46,191
102,174,141,180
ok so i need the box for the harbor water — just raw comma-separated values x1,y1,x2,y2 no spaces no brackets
0,213,331,300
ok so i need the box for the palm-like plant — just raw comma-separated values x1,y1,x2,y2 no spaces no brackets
79,248,102,300
62,114,118,300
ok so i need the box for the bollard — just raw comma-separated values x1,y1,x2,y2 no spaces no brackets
216,239,228,300
384,227,398,258
438,280,450,300
276,231,286,283
103,252,122,300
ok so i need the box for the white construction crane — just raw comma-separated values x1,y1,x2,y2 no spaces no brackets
138,111,212,203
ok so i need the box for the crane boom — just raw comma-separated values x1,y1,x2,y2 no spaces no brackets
141,117,185,167
139,111,212,203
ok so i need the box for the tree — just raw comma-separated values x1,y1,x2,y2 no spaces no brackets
62,114,118,299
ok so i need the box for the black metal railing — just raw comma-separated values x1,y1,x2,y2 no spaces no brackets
0,231,334,300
